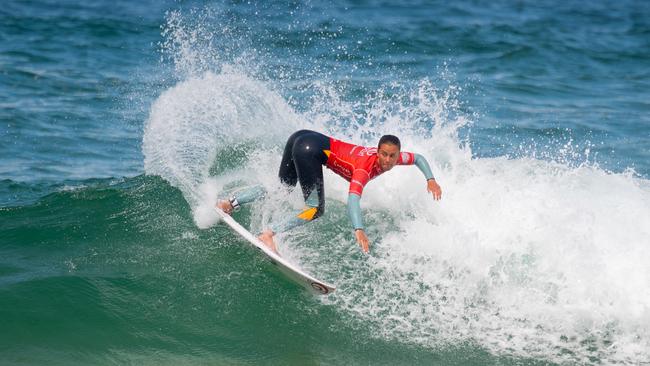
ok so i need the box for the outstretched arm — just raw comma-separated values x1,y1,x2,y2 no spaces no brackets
348,193,370,253
414,154,442,200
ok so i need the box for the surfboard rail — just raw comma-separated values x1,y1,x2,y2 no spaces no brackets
214,207,336,295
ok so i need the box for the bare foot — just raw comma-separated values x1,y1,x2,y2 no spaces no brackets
258,229,279,255
216,199,234,214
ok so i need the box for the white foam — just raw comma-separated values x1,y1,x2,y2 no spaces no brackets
193,178,222,229
325,143,650,364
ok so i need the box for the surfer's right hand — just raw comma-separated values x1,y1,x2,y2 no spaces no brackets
216,200,234,214
355,229,370,253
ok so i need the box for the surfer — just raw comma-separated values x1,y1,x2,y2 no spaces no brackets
217,129,442,254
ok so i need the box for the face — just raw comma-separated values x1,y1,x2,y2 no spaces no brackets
377,143,400,172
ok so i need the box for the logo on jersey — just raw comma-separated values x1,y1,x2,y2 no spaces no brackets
330,159,353,178
356,147,377,156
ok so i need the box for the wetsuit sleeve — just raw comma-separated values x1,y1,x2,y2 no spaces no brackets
347,193,364,230
233,185,266,204
414,153,435,180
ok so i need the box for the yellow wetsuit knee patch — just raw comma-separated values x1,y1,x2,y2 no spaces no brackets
297,207,318,221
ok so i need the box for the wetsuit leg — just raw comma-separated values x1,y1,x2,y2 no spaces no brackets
279,129,313,187
271,130,330,233
291,131,329,219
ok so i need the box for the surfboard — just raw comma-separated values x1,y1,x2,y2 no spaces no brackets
214,207,336,295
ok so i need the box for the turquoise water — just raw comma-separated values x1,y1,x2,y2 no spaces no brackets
2,1,650,365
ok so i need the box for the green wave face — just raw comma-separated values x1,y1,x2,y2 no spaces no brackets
1,175,554,366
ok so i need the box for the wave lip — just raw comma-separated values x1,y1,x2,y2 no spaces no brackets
143,69,300,219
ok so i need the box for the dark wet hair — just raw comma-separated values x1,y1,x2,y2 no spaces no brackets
378,135,401,150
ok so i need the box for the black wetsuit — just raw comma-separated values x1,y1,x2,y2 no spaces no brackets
278,129,330,220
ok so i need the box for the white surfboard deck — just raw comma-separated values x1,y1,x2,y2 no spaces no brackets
214,207,335,295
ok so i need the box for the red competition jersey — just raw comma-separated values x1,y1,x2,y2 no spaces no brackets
324,137,416,195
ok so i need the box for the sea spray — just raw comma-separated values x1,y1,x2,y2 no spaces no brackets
142,70,301,220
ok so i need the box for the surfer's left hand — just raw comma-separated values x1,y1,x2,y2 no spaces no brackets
427,179,442,200
355,229,370,253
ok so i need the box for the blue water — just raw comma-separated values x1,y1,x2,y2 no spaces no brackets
2,1,650,365
2,0,648,184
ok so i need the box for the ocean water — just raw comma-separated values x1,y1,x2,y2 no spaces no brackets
1,1,650,365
